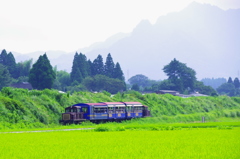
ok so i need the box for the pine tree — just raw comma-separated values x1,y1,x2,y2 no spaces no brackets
0,64,11,90
113,62,124,81
71,52,82,83
104,53,115,78
0,49,8,65
78,53,88,78
233,77,240,89
87,59,93,76
0,50,17,78
70,52,90,83
29,53,56,90
227,77,233,84
92,55,104,75
6,52,17,78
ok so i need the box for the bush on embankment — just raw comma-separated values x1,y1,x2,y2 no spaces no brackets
0,87,239,129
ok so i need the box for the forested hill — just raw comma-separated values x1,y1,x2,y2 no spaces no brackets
0,88,239,129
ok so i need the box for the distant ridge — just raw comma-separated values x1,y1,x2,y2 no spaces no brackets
13,2,240,80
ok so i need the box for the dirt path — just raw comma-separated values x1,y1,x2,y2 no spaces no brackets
0,128,93,134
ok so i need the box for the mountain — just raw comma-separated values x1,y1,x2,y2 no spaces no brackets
13,2,240,80
81,2,240,80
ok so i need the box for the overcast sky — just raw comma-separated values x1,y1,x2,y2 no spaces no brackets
0,0,239,54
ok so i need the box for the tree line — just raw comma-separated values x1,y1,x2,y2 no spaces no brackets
1,49,238,96
216,77,240,96
128,58,218,96
128,58,240,97
0,49,125,93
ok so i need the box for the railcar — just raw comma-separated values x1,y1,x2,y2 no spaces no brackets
60,102,150,124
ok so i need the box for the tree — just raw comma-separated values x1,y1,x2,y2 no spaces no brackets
6,52,17,78
0,50,17,78
82,75,125,94
78,53,89,78
163,58,197,93
227,77,233,84
70,52,83,83
53,70,71,91
0,64,11,90
87,59,93,76
0,49,8,65
233,77,240,89
92,55,104,76
16,59,33,78
194,81,218,96
158,80,177,90
113,62,124,81
104,53,115,78
128,74,149,88
217,83,236,96
131,84,140,91
29,53,56,90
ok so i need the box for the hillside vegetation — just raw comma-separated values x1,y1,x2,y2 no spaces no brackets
0,87,240,129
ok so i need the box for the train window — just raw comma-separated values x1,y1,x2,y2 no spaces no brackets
116,107,125,113
126,106,132,112
108,107,114,113
94,107,107,113
65,109,70,113
82,107,88,113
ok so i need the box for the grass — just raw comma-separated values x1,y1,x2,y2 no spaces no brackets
1,117,240,132
0,127,239,158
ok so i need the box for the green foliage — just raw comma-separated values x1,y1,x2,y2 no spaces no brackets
163,58,197,93
194,81,218,96
0,64,11,89
70,52,89,83
227,77,233,84
0,50,19,79
104,53,115,78
131,84,140,91
128,74,149,87
0,87,239,129
82,75,125,94
29,53,56,90
16,59,33,78
233,77,240,89
92,54,104,76
113,62,124,81
217,83,237,96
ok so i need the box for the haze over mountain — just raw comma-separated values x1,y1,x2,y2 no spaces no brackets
13,2,240,80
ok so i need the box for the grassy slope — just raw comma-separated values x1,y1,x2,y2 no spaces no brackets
0,87,240,129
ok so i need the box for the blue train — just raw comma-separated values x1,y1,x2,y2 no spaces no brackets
60,102,150,124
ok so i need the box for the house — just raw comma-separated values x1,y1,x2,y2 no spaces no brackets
156,90,208,98
156,90,180,96
11,82,33,90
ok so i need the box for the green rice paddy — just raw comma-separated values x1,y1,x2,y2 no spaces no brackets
0,126,239,159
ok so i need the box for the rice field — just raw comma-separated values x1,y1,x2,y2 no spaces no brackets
0,128,239,159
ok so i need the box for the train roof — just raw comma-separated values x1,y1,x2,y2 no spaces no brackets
66,102,143,109
103,102,124,105
123,102,143,105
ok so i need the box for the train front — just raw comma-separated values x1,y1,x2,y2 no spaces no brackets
60,104,89,124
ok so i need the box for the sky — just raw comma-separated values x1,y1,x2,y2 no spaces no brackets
0,0,240,54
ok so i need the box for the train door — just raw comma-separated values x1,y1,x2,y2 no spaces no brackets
126,105,133,118
108,105,115,119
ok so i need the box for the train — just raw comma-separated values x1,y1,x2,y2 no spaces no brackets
60,102,150,124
